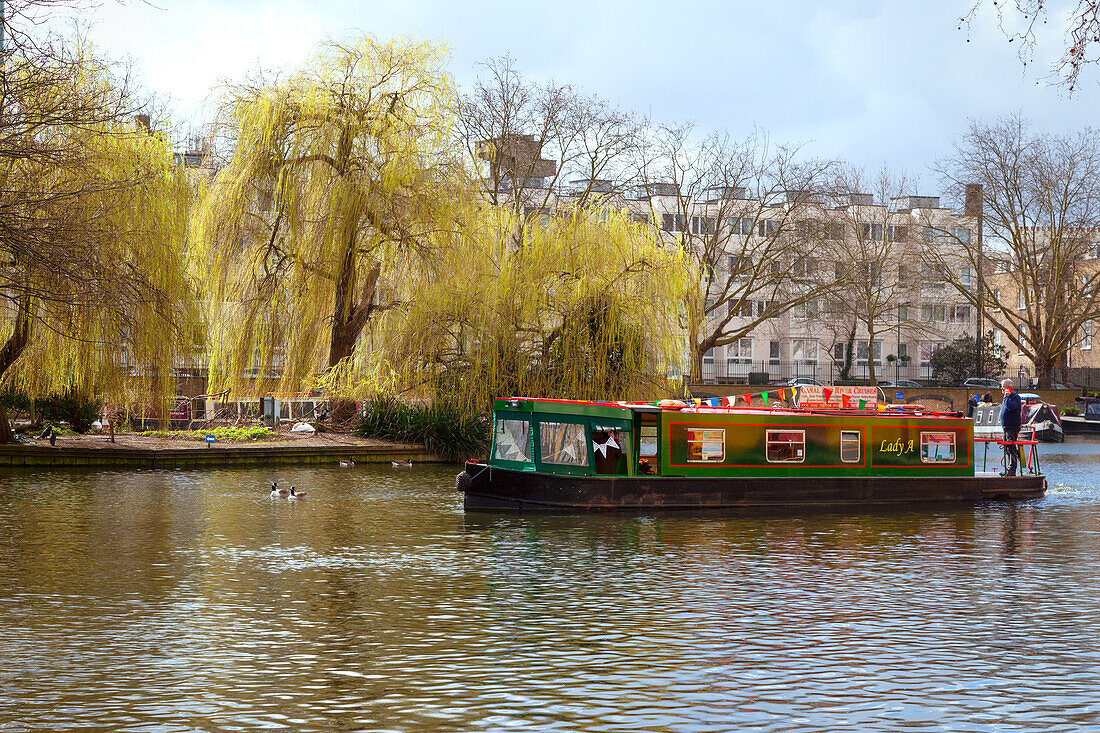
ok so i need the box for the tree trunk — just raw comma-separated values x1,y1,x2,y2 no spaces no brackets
0,298,33,444
328,260,382,369
1034,356,1055,389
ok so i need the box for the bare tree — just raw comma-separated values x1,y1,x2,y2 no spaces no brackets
636,122,838,382
456,55,639,239
930,115,1100,387
827,168,926,387
960,0,1100,90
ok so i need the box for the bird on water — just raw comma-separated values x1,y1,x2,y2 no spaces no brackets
270,482,290,498
289,487,306,500
391,460,412,468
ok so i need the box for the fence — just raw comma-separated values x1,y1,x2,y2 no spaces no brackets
696,360,939,386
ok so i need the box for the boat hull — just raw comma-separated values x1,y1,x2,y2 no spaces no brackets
458,463,1046,511
1061,416,1100,435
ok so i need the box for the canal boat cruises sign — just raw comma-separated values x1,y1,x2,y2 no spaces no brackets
456,396,1046,511
795,385,879,409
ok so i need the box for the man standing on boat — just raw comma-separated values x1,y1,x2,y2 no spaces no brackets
1000,378,1023,476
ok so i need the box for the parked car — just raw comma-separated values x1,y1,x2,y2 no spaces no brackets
963,377,1002,390
781,377,823,387
881,380,921,388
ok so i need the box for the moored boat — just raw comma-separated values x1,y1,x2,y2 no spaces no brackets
457,397,1046,511
973,393,1064,443
1062,396,1100,435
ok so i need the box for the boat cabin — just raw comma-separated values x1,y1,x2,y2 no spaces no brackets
489,397,974,479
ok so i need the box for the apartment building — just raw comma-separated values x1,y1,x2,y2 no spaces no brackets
985,235,1100,386
638,190,979,384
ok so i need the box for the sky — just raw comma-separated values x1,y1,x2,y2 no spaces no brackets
39,0,1100,194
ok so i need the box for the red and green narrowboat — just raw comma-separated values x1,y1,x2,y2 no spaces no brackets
455,397,1046,510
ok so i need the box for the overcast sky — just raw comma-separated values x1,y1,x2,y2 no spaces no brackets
42,0,1100,193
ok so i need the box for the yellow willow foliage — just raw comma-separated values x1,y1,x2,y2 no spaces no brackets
1,52,199,407
324,204,693,410
192,36,465,398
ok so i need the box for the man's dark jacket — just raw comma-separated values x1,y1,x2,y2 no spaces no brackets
1000,391,1022,430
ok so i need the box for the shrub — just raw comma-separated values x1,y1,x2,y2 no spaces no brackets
138,427,274,442
355,396,489,461
1,389,102,433
1062,407,1080,416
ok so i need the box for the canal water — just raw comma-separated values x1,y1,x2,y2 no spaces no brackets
1,440,1099,732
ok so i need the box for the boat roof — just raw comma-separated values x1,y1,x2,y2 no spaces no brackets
494,397,965,419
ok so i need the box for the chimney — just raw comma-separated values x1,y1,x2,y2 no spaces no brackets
965,184,983,217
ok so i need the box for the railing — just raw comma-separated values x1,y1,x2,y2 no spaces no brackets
975,437,1041,476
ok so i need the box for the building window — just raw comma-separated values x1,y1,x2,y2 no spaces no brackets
860,223,883,240
857,340,882,366
493,419,532,462
731,217,754,236
539,422,589,466
951,305,970,324
792,339,818,364
687,428,725,462
951,227,971,244
898,343,909,359
758,219,777,236
728,338,752,365
920,341,945,368
703,348,715,364
1018,324,1027,355
1083,321,1093,351
834,342,845,362
767,430,806,463
960,267,972,288
887,225,907,242
840,430,861,463
692,216,715,235
769,341,781,364
662,213,685,232
920,432,956,463
1019,290,1026,310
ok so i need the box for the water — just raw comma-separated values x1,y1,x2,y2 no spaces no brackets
1,440,1099,732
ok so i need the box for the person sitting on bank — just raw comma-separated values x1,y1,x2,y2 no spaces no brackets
981,391,993,404
999,378,1023,476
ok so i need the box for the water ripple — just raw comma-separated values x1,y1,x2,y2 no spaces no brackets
0,440,1098,730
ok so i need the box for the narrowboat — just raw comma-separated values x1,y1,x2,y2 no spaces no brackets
1062,395,1100,435
456,397,1046,511
973,394,1064,443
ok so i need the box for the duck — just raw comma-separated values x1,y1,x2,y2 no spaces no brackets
289,487,306,500
270,482,290,498
338,460,355,467
391,460,412,468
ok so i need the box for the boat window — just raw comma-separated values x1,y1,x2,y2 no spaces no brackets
639,424,659,458
920,432,956,463
493,418,532,462
592,425,626,475
766,430,805,463
840,430,860,463
539,422,589,466
686,428,725,462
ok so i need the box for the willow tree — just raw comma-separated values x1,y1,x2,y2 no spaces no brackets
0,37,198,441
193,38,463,404
324,204,693,410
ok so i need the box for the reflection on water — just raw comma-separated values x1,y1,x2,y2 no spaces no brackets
0,440,1099,731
